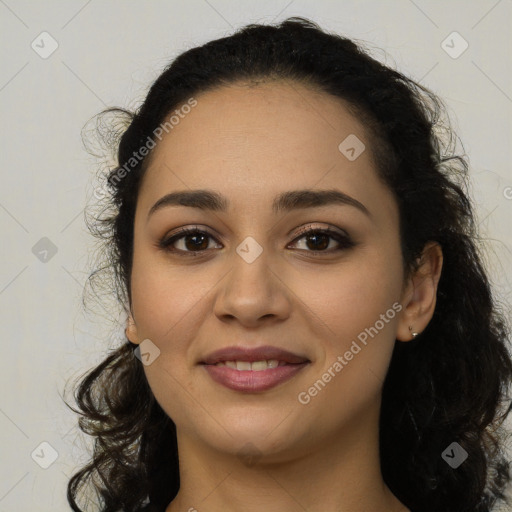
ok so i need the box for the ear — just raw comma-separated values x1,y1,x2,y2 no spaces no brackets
125,311,141,345
396,241,443,342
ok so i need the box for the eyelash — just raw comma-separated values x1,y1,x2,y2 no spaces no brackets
158,225,355,257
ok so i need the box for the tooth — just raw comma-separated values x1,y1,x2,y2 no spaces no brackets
219,360,282,370
251,360,268,371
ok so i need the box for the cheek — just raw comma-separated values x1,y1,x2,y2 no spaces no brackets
292,250,404,423
293,259,403,427
294,245,403,348
130,258,213,423
130,254,210,342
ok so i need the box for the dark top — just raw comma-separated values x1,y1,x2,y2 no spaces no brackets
139,504,163,512
140,504,163,512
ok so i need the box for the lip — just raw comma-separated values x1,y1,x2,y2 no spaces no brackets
203,363,309,392
200,345,310,392
200,345,310,365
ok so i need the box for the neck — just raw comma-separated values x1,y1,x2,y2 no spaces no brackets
165,406,409,512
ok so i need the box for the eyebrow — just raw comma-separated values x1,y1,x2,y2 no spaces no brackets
147,188,371,220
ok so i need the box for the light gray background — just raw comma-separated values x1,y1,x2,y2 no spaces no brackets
1,1,511,510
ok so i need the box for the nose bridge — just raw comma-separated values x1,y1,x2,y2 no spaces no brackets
229,233,275,299
214,233,291,323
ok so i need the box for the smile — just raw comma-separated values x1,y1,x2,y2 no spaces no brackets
200,344,310,392
214,359,281,370
203,361,309,392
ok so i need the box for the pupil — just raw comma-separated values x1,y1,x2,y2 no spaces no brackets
186,234,208,251
306,233,328,251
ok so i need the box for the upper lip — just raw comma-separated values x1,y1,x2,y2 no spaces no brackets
200,345,310,365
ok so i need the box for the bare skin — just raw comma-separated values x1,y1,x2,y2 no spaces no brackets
125,79,443,512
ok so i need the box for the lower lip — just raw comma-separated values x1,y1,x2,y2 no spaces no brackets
202,363,309,392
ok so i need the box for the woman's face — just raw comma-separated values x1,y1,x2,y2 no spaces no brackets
127,80,410,461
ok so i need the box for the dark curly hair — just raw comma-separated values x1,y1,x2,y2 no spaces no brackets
66,16,512,512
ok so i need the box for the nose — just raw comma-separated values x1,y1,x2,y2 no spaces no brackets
213,244,292,328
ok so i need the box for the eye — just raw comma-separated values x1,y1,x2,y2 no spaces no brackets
159,227,221,255
158,225,355,256
288,226,355,254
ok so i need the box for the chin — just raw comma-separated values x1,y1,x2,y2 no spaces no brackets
189,411,303,460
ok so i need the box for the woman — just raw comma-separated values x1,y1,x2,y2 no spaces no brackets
67,17,512,512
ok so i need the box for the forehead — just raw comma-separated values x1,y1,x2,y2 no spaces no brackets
137,80,395,221
148,79,371,163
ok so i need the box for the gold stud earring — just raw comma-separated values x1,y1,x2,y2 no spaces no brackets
409,326,420,338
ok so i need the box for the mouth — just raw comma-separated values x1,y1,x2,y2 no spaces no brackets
199,345,310,392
